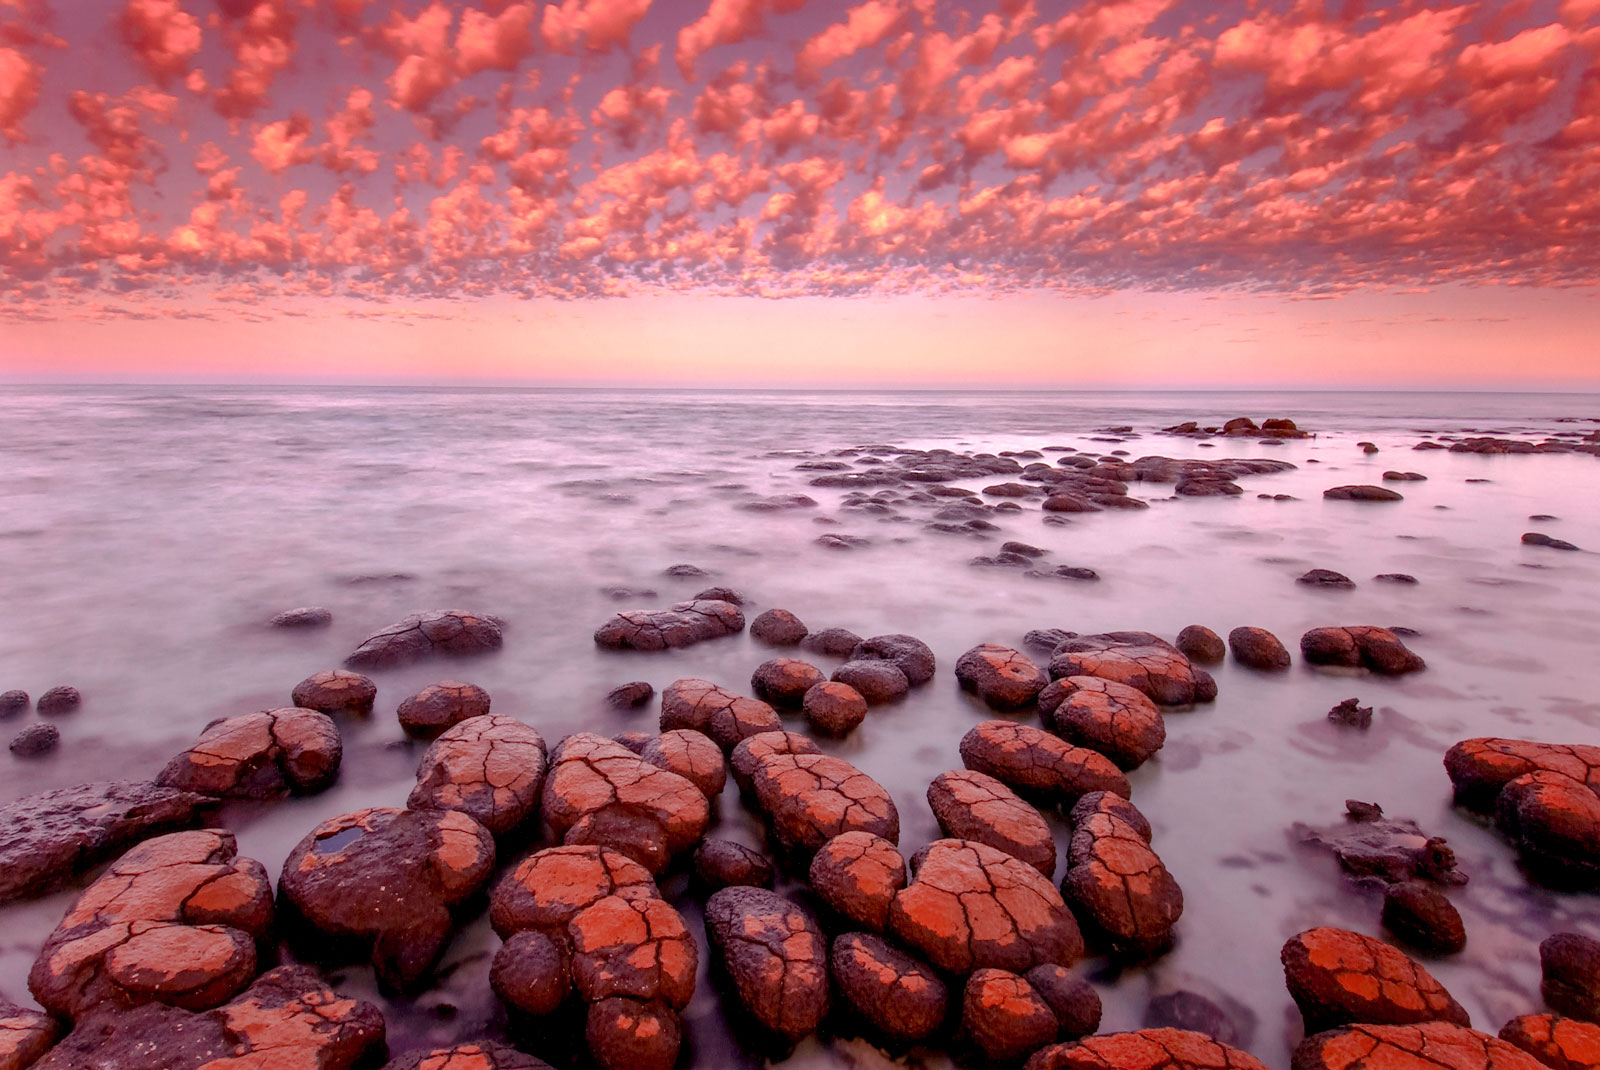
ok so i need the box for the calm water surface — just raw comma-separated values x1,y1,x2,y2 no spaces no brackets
1,387,1598,1068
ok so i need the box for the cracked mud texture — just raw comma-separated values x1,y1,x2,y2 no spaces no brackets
1281,927,1469,1034
1061,792,1182,958
1292,1022,1546,1070
889,838,1084,976
962,967,1061,1065
1026,1028,1270,1070
30,829,272,1020
1445,739,1600,812
961,721,1131,807
345,609,503,669
29,964,385,1070
748,750,899,857
541,732,708,872
586,996,683,1070
929,769,1057,877
703,886,829,1045
1299,626,1426,675
829,931,947,1043
810,831,907,932
1039,677,1166,771
290,669,377,718
659,678,781,751
639,729,727,799
593,599,744,652
956,643,1050,710
408,715,547,837
157,707,342,798
1498,1015,1600,1070
397,681,492,739
1048,632,1217,706
731,731,820,796
0,781,211,905
280,806,495,992
751,658,828,709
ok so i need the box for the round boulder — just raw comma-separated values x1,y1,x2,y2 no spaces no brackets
703,887,829,1045
408,715,548,837
396,681,491,739
850,634,937,686
1541,932,1600,1022
639,729,727,799
751,609,808,646
659,679,781,750
751,658,828,709
0,689,30,717
802,682,867,737
692,839,774,892
960,720,1130,807
290,670,376,718
1039,676,1165,771
810,831,906,932
832,659,910,704
36,686,81,717
928,769,1056,877
1281,926,1468,1033
956,644,1049,709
830,932,947,1043
801,627,863,657
1382,881,1465,954
1228,627,1291,671
962,968,1060,1065
158,708,342,799
1174,626,1224,664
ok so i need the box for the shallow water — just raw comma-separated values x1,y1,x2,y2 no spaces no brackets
2,386,1598,1067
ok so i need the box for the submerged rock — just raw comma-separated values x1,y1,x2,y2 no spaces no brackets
269,606,332,628
594,599,744,652
1524,532,1581,551
606,681,654,708
832,659,910,704
1298,569,1356,589
751,658,827,709
750,608,808,645
158,708,342,798
1327,698,1373,729
347,610,503,668
1541,932,1600,1023
1174,626,1225,664
9,723,58,757
801,627,863,657
1281,927,1468,1033
850,634,937,686
1323,485,1404,501
0,689,27,717
1228,627,1291,671
1382,880,1465,954
36,686,81,716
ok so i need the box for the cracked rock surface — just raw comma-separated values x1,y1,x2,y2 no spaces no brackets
408,715,547,837
810,831,907,931
346,610,503,669
1292,1022,1545,1070
829,931,947,1043
1026,1028,1270,1070
956,643,1050,710
1049,632,1217,706
703,886,829,1045
1499,1014,1600,1070
290,669,377,717
659,678,781,751
1061,792,1182,958
1040,677,1166,771
540,732,708,872
639,729,726,799
1445,739,1600,811
593,599,744,651
0,997,58,1070
748,750,899,857
1281,927,1469,1034
397,681,492,739
929,769,1056,877
158,708,342,798
382,1040,553,1069
961,721,1130,807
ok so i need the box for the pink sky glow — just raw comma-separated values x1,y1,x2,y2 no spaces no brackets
2,0,1598,385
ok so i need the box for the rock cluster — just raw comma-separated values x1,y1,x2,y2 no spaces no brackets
956,643,1050,709
1445,738,1600,886
1301,626,1426,675
541,733,708,872
704,887,828,1047
659,678,781,749
1048,632,1217,706
157,708,342,798
409,715,548,837
1038,676,1165,770
1061,793,1182,957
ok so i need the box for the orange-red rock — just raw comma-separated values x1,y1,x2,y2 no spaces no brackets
704,887,829,1044
1026,1028,1269,1070
957,644,1050,709
751,658,827,708
396,681,491,739
0,996,60,1068
290,669,376,717
408,715,547,837
929,769,1056,877
639,729,726,799
829,932,947,1043
659,678,781,751
1281,927,1469,1034
1061,793,1182,957
347,609,503,669
1300,626,1425,675
1499,1014,1600,1070
1445,739,1600,812
157,708,341,798
1495,771,1600,886
810,831,907,932
1293,1022,1545,1070
960,721,1130,807
962,968,1060,1064
748,750,899,857
803,681,868,737
1049,633,1217,706
730,730,819,796
1040,677,1165,770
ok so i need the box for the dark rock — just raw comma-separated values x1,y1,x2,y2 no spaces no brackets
541,733,708,873
1525,533,1581,551
1039,676,1165,770
1050,632,1217,706
1383,471,1428,482
269,606,332,628
1223,417,1258,433
1300,626,1426,674
606,681,654,708
409,715,547,837
693,586,745,604
803,681,867,737
1292,1023,1543,1070
832,659,911,704
1003,541,1048,557
1298,569,1356,589
850,634,937,686
1024,629,1078,655
0,689,27,718
612,731,653,753
1043,494,1102,513
1228,627,1290,671
280,806,496,992
704,887,829,1045
0,995,58,1068
830,932,947,1042
9,723,59,757
490,929,571,1017
1498,1014,1600,1070
383,1041,552,1069
962,968,1060,1065
35,686,80,716
1143,987,1254,1049
1297,812,1465,885
1375,573,1419,584
1026,965,1101,1039
1542,932,1600,1022
29,829,272,1019
290,670,376,718
1027,1029,1268,1070
1281,927,1468,1033
749,750,899,858
0,781,211,905
158,708,342,798
397,681,491,739
1382,880,1466,954
929,769,1056,877
751,658,827,709
956,644,1050,709
640,729,727,799
693,839,774,891
659,678,781,750
810,832,906,932
347,610,503,669
800,627,862,657
1323,485,1404,501
594,599,745,652
751,609,808,645
817,533,871,550
1062,793,1182,957
1327,698,1374,729
961,720,1130,807
587,997,682,1070
663,564,709,577
1445,738,1600,812
1174,626,1225,664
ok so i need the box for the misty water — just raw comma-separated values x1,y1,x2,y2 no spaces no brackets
2,386,1598,1068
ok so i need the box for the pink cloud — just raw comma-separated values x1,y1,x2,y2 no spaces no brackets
676,0,805,79
795,0,904,82
120,0,202,83
0,45,40,141
542,0,653,55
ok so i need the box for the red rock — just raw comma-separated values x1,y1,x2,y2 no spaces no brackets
832,659,911,704
347,609,503,669
157,708,341,798
929,769,1056,877
803,681,867,737
1499,1014,1600,1070
961,721,1130,807
1061,793,1182,957
1227,627,1291,671
1445,739,1600,812
1175,626,1225,664
957,644,1050,709
1281,927,1469,1034
593,600,744,651
639,729,726,799
659,678,781,751
1542,932,1600,1023
490,845,657,937
1049,632,1217,706
0,997,58,1070
1300,626,1425,675
810,831,907,931
963,968,1061,1065
1027,1028,1269,1070
704,887,829,1044
396,680,491,739
749,751,899,857
1495,772,1600,886
541,733,709,872
1040,677,1165,771
730,731,820,796
490,929,570,1017
408,715,547,837
586,997,681,1070
829,932,947,1043
751,658,827,708
1293,1022,1545,1070
383,1041,553,1069
750,608,808,646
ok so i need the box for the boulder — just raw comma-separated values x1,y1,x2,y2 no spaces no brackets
1524,533,1581,552
929,769,1056,877
1027,965,1102,1039
1327,698,1373,729
1542,932,1600,1023
750,609,808,646
1039,676,1165,770
490,929,570,1016
810,832,906,931
802,681,867,737
0,689,27,717
692,839,774,891
0,996,58,1069
957,644,1050,709
1049,632,1217,706
1228,627,1291,671
1499,1014,1600,1070
593,600,744,651
157,708,341,798
659,679,781,750
801,627,864,657
1300,626,1425,674
751,658,827,709
962,969,1060,1065
290,670,376,718
279,806,495,992
850,634,937,686
396,681,491,739
1281,927,1469,1033
730,731,820,796
1298,569,1355,589
587,998,682,1070
1382,881,1465,955
1043,494,1101,513
704,887,829,1045
9,723,58,757
606,681,654,708
1026,1028,1268,1070
832,659,911,704
269,606,332,629
541,733,708,873
383,1041,551,1069
1293,1023,1544,1070
1174,626,1225,664
749,751,899,857
829,932,947,1042
1061,793,1182,957
1324,485,1404,501
639,729,727,799
35,686,81,716
961,721,1130,807
1445,739,1600,812
347,610,502,668
1494,772,1600,886
29,829,272,1020
408,715,547,837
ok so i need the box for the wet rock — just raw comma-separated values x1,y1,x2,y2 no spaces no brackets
1027,966,1101,1039
280,806,495,992
347,610,503,669
963,968,1060,1065
27,965,385,1070
749,751,899,858
587,997,682,1070
639,729,727,799
817,533,871,550
832,659,911,704
1227,627,1291,671
663,564,708,578
0,781,211,905
751,608,808,645
384,1041,552,1069
730,731,820,796
1025,629,1078,655
291,670,376,718
158,708,342,798
269,606,332,628
1062,793,1182,957
1542,932,1600,1023
801,627,863,657
1347,799,1384,821
1144,988,1254,1048
613,732,652,753
1026,1029,1269,1070
1292,1023,1544,1070
409,715,548,837
1299,569,1356,589
851,634,937,686
929,769,1056,877
1383,471,1428,481
9,723,58,757
890,839,1083,976
1376,573,1420,584
810,832,906,931
957,644,1050,710
1300,626,1426,674
1324,485,1404,501
751,658,828,709
704,887,829,1045
1224,417,1258,433
593,599,745,652
0,996,58,1069
0,689,27,718
490,927,571,1017
1043,494,1102,513
961,721,1130,807
1281,927,1469,1033
803,681,867,737
29,829,272,1020
541,733,709,873
35,687,80,717
1499,1014,1600,1069
693,586,745,604
1295,814,1465,885
1445,739,1600,812
1174,626,1225,664
1524,533,1581,551
1039,676,1166,771
397,681,491,739
830,932,947,1043
1497,772,1600,886
606,681,654,708
1049,632,1217,706
659,679,781,751
693,839,774,891
1382,881,1465,954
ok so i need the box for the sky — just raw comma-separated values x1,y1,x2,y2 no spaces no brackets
2,0,1598,386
